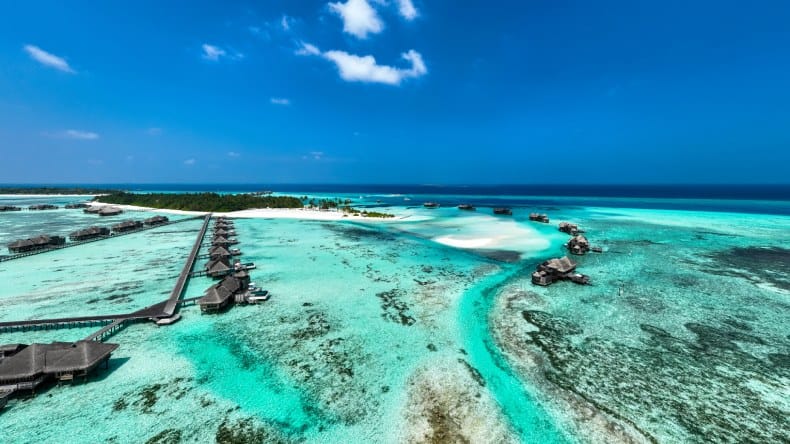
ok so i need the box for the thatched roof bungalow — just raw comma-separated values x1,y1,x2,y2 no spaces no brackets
0,205,22,212
144,215,169,226
64,203,89,209
7,235,65,253
205,257,231,278
558,222,580,236
83,206,101,214
69,226,110,241
0,341,118,384
531,256,590,286
567,235,591,255
111,220,143,233
529,213,550,223
197,274,249,312
98,207,123,217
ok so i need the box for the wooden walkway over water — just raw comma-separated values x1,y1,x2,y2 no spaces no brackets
0,215,212,342
0,215,206,263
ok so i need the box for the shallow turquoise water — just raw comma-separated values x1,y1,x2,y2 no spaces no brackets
1,195,788,443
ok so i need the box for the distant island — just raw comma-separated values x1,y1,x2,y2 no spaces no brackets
94,192,395,218
96,192,303,212
0,187,118,195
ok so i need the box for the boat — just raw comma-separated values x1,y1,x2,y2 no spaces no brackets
493,207,512,215
155,314,181,326
457,204,476,211
423,202,440,208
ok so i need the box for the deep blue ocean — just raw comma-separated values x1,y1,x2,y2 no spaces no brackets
5,183,790,215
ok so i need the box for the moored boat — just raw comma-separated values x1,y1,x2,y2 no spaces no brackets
457,204,476,211
423,202,440,208
493,207,512,215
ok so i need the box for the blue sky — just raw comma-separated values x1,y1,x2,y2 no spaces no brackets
1,0,789,184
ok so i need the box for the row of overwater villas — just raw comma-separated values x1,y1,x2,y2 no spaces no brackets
0,203,90,212
5,216,170,253
197,217,267,312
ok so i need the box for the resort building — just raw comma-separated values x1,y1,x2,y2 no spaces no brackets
0,341,118,387
205,257,231,278
558,222,581,236
98,207,123,217
567,235,591,255
7,235,66,253
144,215,169,226
197,273,250,313
69,226,110,241
531,256,590,286
111,220,143,233
529,213,550,223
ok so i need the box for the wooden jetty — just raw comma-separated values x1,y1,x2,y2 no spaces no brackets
0,216,204,263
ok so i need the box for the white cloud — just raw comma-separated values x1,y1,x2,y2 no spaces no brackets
302,151,325,160
328,0,383,39
281,15,292,31
24,45,75,73
270,97,291,105
201,44,242,61
227,151,240,158
322,48,427,85
296,42,321,56
184,158,196,166
145,127,162,136
396,0,418,20
62,129,99,140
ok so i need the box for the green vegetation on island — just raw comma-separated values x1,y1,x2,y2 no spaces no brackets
96,192,304,212
0,187,118,195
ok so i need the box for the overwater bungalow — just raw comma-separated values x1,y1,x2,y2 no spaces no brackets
213,228,237,236
567,235,591,255
423,202,440,208
529,213,550,223
7,235,66,253
0,205,22,212
98,207,123,217
28,204,58,210
69,226,110,241
83,206,101,214
197,274,250,312
558,222,582,236
457,204,476,211
493,207,512,216
111,220,143,233
64,203,89,209
144,215,169,226
531,256,590,286
212,236,239,246
205,257,231,278
0,341,118,387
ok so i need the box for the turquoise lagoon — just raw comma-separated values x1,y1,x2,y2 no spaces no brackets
0,194,788,443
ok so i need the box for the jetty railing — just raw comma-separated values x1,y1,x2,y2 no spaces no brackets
162,214,211,317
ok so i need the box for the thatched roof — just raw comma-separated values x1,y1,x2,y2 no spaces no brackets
98,207,123,216
206,258,231,273
0,341,118,382
542,256,577,274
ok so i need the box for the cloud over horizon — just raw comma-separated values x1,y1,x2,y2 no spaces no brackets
396,0,418,20
270,97,291,105
24,45,75,73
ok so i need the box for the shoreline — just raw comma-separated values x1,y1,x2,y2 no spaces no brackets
87,202,393,221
